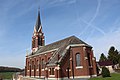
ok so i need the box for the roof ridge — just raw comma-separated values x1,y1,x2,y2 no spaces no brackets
44,35,76,47
29,35,92,57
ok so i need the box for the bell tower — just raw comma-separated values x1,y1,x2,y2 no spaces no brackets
32,9,45,52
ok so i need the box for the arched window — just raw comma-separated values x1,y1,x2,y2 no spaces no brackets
50,68,54,75
41,59,44,69
32,38,35,48
38,37,41,45
36,60,39,69
87,53,91,66
76,53,80,66
28,62,29,70
32,61,34,69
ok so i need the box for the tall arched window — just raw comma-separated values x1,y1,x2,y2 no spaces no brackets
36,60,39,69
76,53,80,66
28,62,29,70
87,53,91,66
41,59,44,69
32,61,34,69
32,38,35,48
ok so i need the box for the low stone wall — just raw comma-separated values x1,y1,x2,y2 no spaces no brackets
114,69,120,73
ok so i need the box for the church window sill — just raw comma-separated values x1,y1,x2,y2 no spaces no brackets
76,66,83,69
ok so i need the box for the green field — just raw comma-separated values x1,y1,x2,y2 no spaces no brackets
89,73,120,80
0,72,15,79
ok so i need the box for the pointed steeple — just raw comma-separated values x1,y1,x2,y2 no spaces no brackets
35,8,42,32
32,8,45,52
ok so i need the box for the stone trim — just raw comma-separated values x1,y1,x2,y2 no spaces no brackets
84,57,88,60
76,66,83,69
41,69,44,71
92,57,95,60
91,75,97,77
28,48,58,58
47,75,91,79
55,66,60,70
66,69,71,71
49,75,55,77
36,69,39,71
40,76,45,78
38,25,42,32
66,44,86,49
35,76,39,78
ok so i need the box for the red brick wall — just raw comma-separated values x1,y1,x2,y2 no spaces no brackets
60,46,97,78
26,52,53,77
26,46,97,78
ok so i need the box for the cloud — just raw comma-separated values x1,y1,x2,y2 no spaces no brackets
87,27,120,61
44,0,76,8
79,0,102,36
109,18,120,32
80,18,105,35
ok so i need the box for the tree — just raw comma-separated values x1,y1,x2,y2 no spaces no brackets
101,67,110,77
118,53,120,66
99,53,107,62
108,46,119,65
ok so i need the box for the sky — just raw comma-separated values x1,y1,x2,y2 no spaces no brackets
0,0,120,68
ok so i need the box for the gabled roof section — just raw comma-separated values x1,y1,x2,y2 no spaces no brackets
28,36,92,66
97,61,113,66
35,10,42,32
29,36,91,56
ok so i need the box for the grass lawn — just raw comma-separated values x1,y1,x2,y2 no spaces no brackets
0,72,15,79
89,73,120,80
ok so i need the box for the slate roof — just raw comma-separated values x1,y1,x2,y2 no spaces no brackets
35,10,41,32
28,36,92,66
97,61,113,66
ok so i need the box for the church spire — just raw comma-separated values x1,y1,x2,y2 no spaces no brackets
34,8,42,32
32,8,45,52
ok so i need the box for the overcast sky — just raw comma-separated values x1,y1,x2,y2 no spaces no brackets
0,0,120,68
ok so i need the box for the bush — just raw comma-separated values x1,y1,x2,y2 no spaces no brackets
0,75,3,80
101,67,110,77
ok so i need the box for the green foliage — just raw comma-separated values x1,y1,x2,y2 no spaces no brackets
117,54,120,66
0,66,22,72
108,46,119,65
99,53,107,62
101,67,110,78
89,73,120,80
0,72,15,79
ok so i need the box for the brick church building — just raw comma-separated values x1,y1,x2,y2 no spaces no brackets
25,10,97,80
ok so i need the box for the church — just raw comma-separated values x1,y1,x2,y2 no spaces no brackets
25,10,97,80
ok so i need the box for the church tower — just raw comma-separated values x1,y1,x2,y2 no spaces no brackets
32,9,45,52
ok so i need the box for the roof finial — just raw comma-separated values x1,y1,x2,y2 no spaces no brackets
34,6,42,32
38,5,40,16
38,5,40,11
